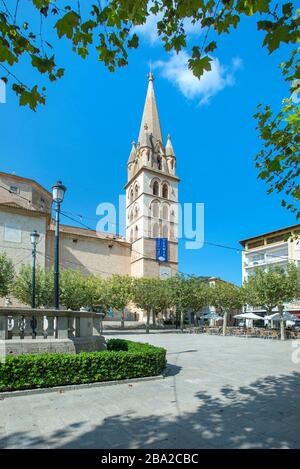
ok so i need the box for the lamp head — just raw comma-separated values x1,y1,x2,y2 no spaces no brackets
52,180,66,203
30,230,40,246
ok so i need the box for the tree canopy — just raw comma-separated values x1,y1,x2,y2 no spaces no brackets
1,1,299,215
254,54,300,219
105,275,132,311
166,274,210,330
209,280,243,334
13,264,53,307
104,275,133,326
0,252,14,298
242,263,300,314
13,265,110,310
209,280,243,312
59,269,88,310
132,277,163,332
0,1,298,109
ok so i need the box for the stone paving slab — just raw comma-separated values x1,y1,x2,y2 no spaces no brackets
0,333,299,449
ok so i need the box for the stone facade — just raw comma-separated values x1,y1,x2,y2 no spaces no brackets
46,225,131,278
0,206,47,271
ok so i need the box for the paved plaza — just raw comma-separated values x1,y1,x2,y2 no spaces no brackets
0,333,300,449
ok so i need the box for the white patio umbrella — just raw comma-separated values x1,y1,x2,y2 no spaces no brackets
203,312,223,321
209,314,223,321
265,312,297,322
234,312,263,320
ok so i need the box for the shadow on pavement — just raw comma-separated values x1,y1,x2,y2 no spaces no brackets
167,349,199,355
1,372,300,449
164,363,182,377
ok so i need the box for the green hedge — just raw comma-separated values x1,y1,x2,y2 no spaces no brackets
106,338,129,351
0,340,167,392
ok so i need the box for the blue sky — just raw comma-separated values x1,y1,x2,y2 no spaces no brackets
0,6,296,285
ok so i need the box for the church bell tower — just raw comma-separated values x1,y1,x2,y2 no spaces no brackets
125,73,179,278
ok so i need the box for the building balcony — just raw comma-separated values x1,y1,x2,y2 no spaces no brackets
246,302,300,313
244,248,289,268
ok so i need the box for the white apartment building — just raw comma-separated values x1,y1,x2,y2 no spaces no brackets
240,224,300,315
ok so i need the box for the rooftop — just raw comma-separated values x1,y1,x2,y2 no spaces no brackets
239,223,300,247
48,223,129,244
0,171,52,198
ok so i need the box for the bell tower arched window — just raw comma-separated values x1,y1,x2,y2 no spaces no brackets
134,203,139,219
151,201,160,218
162,183,168,199
162,204,169,220
153,181,159,196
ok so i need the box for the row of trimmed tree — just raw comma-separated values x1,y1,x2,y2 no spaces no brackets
1,253,300,336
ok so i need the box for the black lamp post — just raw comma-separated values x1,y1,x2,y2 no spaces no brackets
30,230,40,309
52,180,66,310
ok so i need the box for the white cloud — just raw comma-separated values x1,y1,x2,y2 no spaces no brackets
133,9,203,45
134,12,163,45
133,3,242,104
289,79,300,103
232,56,243,71
154,51,243,105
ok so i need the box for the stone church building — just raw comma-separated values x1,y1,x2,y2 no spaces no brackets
0,73,178,306
126,72,178,278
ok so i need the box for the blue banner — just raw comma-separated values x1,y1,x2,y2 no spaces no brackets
156,238,168,262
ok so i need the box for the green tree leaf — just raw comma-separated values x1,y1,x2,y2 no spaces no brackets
188,56,212,78
55,11,80,39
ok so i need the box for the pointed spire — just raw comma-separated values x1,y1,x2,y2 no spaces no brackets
165,133,175,157
138,72,163,147
128,140,136,164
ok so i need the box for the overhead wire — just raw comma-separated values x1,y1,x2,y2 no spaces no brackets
0,177,294,269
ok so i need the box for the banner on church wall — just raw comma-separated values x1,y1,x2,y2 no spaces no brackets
156,237,168,262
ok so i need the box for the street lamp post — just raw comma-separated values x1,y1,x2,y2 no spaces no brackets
52,180,66,310
30,230,40,309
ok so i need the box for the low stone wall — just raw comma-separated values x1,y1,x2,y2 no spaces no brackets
0,336,105,357
0,307,105,358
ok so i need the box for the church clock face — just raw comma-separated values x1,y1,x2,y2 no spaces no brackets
160,266,172,279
